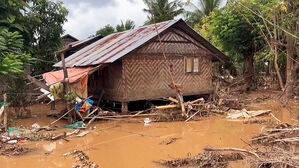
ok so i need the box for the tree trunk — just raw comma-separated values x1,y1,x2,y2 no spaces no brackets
273,14,284,90
283,0,298,99
284,37,297,99
243,53,254,90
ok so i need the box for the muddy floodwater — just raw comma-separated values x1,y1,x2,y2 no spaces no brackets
0,116,261,168
1,92,298,168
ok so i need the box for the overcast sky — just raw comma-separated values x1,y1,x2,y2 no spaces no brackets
57,0,148,39
56,0,227,40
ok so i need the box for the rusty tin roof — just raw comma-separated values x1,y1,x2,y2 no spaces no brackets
54,19,229,67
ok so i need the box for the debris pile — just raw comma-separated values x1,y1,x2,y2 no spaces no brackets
153,97,241,122
159,137,181,145
0,142,30,156
252,123,299,146
64,150,99,168
227,109,271,120
204,122,299,167
159,151,242,168
160,122,299,167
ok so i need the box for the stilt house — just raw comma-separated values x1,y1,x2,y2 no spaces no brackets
45,19,230,113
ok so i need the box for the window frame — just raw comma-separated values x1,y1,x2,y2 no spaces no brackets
185,57,200,74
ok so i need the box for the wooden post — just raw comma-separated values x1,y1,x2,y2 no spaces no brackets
121,102,128,114
176,90,186,117
61,52,70,92
50,101,57,114
60,52,73,123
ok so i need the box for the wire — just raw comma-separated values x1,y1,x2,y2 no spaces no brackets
0,46,57,63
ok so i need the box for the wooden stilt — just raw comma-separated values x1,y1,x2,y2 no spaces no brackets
121,102,128,114
60,52,72,123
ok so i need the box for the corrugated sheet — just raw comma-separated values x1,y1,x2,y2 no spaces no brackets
54,19,230,67
54,20,177,67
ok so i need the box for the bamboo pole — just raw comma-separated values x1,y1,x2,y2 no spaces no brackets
50,107,74,125
60,52,73,123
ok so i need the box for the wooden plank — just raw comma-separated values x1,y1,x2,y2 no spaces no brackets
26,75,49,90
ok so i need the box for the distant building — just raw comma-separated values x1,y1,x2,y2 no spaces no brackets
61,34,79,46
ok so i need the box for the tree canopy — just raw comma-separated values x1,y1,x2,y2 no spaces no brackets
96,20,136,36
143,0,184,24
116,20,135,32
0,29,31,77
185,0,224,26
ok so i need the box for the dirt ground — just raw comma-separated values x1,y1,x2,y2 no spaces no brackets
0,90,298,168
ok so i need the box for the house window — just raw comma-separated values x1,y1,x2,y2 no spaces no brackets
186,57,193,73
193,58,199,72
185,57,200,73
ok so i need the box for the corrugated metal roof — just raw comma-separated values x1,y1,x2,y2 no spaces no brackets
54,20,177,67
54,19,230,67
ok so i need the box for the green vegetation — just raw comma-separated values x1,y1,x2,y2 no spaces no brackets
185,0,223,26
96,20,136,36
0,0,68,76
0,0,68,107
143,0,184,24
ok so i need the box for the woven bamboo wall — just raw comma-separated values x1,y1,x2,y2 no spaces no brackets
88,60,124,101
121,29,213,101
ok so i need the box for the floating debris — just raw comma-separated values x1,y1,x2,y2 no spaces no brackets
64,150,99,168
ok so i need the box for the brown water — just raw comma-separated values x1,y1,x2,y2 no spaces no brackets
1,92,298,168
0,117,261,168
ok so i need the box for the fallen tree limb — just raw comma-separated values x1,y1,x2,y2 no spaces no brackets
204,147,260,159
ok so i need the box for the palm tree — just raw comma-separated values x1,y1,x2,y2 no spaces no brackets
116,20,135,32
185,0,224,26
143,0,184,25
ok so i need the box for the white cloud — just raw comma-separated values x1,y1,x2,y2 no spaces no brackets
62,0,148,39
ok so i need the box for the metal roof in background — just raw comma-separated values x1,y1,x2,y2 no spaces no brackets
54,20,178,67
54,19,230,68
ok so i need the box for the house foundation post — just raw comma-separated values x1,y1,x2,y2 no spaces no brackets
121,102,128,114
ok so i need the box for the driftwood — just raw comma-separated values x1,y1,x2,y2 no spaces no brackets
185,111,200,122
227,109,270,120
204,147,260,159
